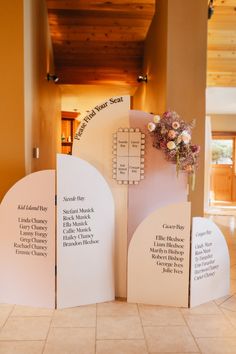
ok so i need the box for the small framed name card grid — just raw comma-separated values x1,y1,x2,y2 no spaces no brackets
113,128,145,185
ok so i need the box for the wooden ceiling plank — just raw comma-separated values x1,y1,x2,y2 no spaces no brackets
213,0,236,7
208,44,236,51
207,71,236,87
207,58,236,72
53,41,144,56
50,28,147,42
208,30,236,51
208,50,236,59
47,0,155,13
49,25,150,34
48,9,153,23
55,56,142,67
52,40,144,50
208,21,236,31
56,65,141,74
212,6,236,15
54,49,142,62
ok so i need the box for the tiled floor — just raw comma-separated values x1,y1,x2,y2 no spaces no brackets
1,215,236,354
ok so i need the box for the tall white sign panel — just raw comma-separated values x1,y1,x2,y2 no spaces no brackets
190,217,230,307
72,96,130,297
57,154,115,308
128,202,191,307
0,171,55,308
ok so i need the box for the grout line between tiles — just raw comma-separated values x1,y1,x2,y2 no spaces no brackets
137,304,149,354
181,307,203,354
41,312,54,354
0,304,16,333
216,294,235,308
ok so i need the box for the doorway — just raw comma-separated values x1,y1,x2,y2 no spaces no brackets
210,133,236,205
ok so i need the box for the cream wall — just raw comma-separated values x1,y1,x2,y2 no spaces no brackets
211,115,236,132
133,0,208,216
206,88,236,114
24,0,61,173
60,85,136,115
0,1,25,201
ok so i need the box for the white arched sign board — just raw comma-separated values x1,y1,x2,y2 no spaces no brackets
0,171,55,308
57,154,115,308
72,96,130,297
128,202,191,307
190,217,230,307
128,110,188,245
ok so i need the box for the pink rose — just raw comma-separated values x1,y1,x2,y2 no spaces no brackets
168,130,177,139
167,141,176,150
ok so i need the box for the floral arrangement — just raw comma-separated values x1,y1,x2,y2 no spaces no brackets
147,111,200,189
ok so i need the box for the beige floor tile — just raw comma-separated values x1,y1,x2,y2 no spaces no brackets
97,316,143,339
196,337,236,354
181,301,221,315
214,295,232,306
11,305,54,317
138,304,185,326
221,308,236,328
184,314,236,338
97,301,138,317
144,326,198,353
0,341,44,354
220,295,236,311
0,317,51,340
0,305,14,328
51,304,96,327
44,327,95,354
96,339,148,354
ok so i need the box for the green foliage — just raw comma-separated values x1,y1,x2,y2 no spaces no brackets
212,140,232,164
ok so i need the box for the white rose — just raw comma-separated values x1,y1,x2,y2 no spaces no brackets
147,122,156,132
167,141,176,150
181,131,191,144
153,115,161,123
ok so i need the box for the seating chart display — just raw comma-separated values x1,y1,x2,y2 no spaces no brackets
112,128,145,184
